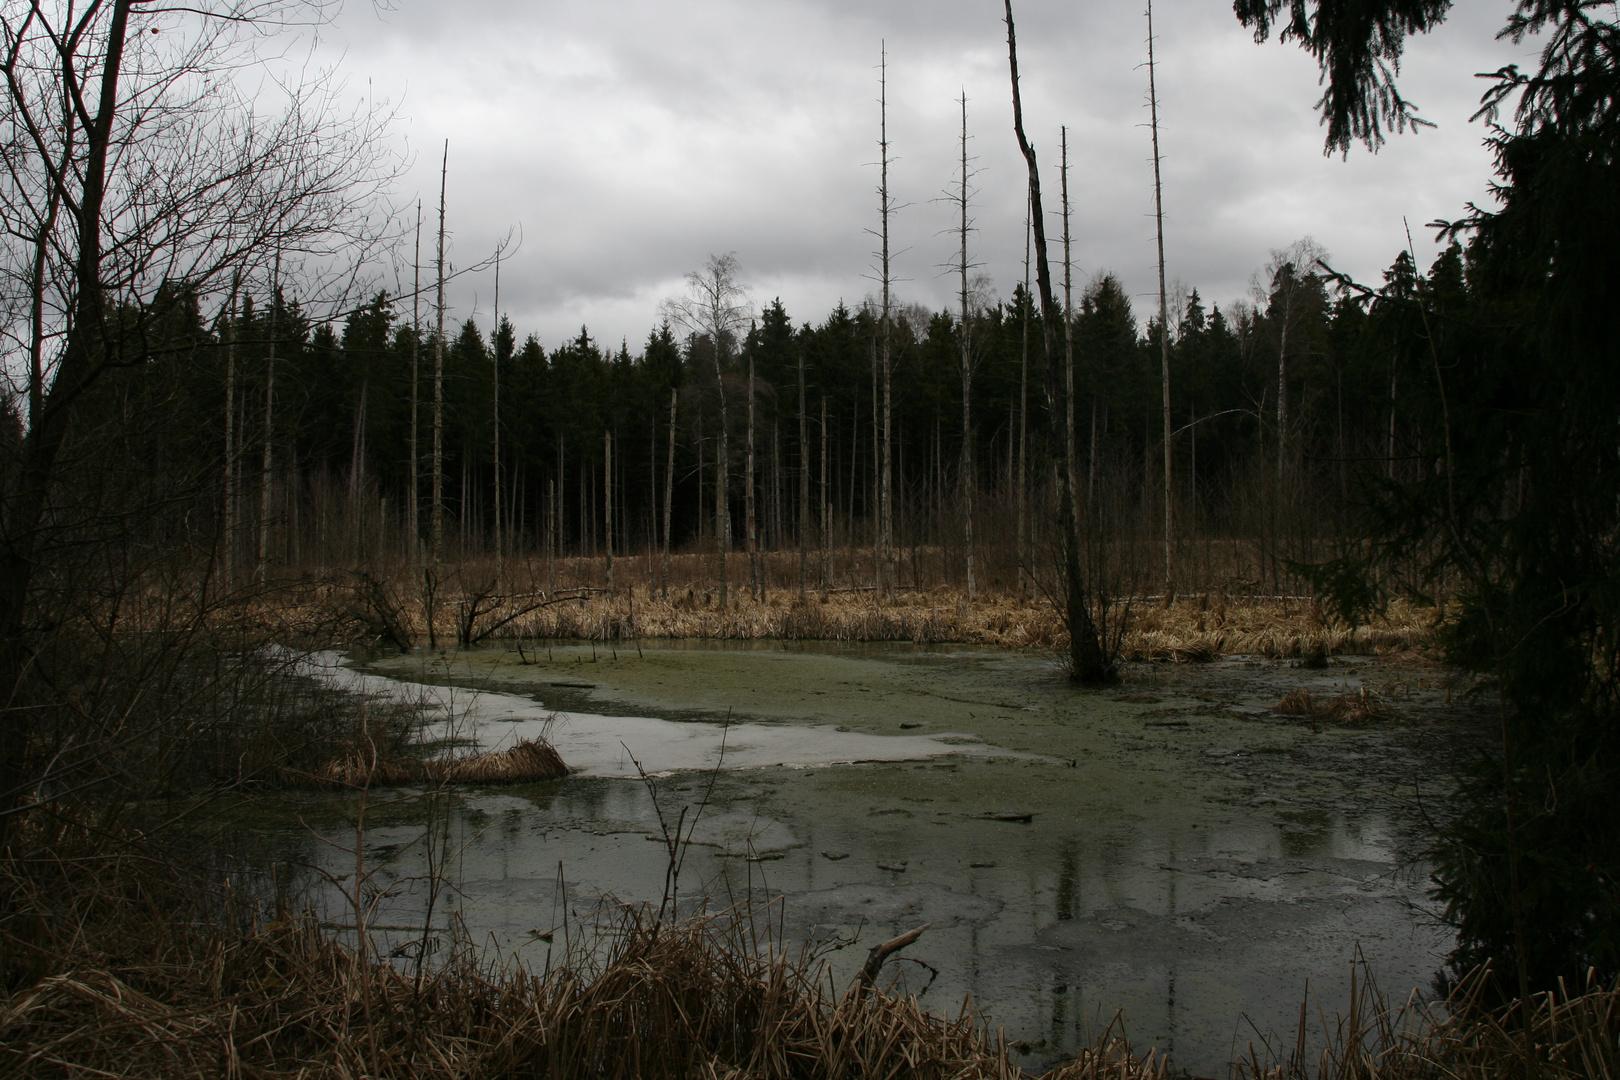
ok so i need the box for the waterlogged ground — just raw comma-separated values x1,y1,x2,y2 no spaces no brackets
276,640,1484,1076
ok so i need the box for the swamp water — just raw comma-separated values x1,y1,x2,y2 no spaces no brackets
252,641,1479,1076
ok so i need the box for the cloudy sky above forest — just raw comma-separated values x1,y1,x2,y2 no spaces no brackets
314,0,1536,350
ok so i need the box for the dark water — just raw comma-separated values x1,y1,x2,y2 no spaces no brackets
256,641,1481,1076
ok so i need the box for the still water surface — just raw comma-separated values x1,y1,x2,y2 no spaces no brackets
275,640,1474,1076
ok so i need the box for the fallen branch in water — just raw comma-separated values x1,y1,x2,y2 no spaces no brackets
857,923,931,990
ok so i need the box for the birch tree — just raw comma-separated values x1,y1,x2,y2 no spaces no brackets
659,253,751,608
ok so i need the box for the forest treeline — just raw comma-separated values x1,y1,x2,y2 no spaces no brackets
68,241,1459,600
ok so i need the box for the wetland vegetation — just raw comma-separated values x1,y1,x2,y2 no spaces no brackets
4,0,1619,1076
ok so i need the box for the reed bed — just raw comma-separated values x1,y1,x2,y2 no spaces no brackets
0,893,1164,1080
307,566,1437,661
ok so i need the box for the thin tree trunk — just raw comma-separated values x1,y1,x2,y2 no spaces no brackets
409,201,421,565
821,396,831,589
1147,0,1174,601
604,430,613,589
350,375,367,561
957,92,977,602
663,389,676,598
223,277,239,586
798,351,809,597
492,248,502,580
877,44,895,598
1061,126,1078,566
258,258,279,583
431,143,448,560
1019,199,1030,596
747,347,759,600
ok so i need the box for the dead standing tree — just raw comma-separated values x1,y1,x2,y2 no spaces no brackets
1146,0,1174,601
942,92,984,600
871,45,898,598
1004,0,1116,683
660,254,751,608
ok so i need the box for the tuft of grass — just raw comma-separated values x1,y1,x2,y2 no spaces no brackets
1273,688,1396,727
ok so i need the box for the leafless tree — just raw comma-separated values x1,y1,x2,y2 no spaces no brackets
0,0,399,831
1005,0,1115,683
871,45,898,597
942,91,983,598
659,253,751,608
1146,0,1174,601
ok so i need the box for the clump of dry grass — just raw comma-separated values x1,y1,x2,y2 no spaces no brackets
291,737,569,790
1233,965,1620,1080
427,738,568,784
1273,688,1395,727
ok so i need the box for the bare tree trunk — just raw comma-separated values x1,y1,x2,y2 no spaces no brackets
821,396,830,590
1006,0,1109,683
877,44,896,599
798,351,808,598
222,277,240,586
1019,199,1030,596
350,375,368,561
409,201,422,565
258,257,279,583
663,388,676,598
956,92,978,602
492,248,502,581
747,347,759,600
714,367,731,608
1147,0,1174,601
1061,126,1078,579
432,143,448,560
604,430,613,589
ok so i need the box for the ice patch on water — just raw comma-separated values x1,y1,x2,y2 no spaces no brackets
291,650,1004,779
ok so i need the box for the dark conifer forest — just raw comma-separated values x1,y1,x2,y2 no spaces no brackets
115,251,1426,598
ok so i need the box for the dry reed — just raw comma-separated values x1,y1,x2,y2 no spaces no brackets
1232,964,1620,1080
291,737,568,790
0,896,1165,1080
1273,689,1395,727
295,558,1439,662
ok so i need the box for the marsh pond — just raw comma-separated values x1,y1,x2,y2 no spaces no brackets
238,641,1484,1077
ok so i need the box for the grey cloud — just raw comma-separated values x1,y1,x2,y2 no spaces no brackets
322,1,1536,347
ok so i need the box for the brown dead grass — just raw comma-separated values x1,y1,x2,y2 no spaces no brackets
291,737,568,790
1273,688,1396,727
3,893,1613,1080
0,892,1164,1080
309,569,1438,662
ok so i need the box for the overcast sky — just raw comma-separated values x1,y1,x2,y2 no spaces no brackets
315,1,1535,351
